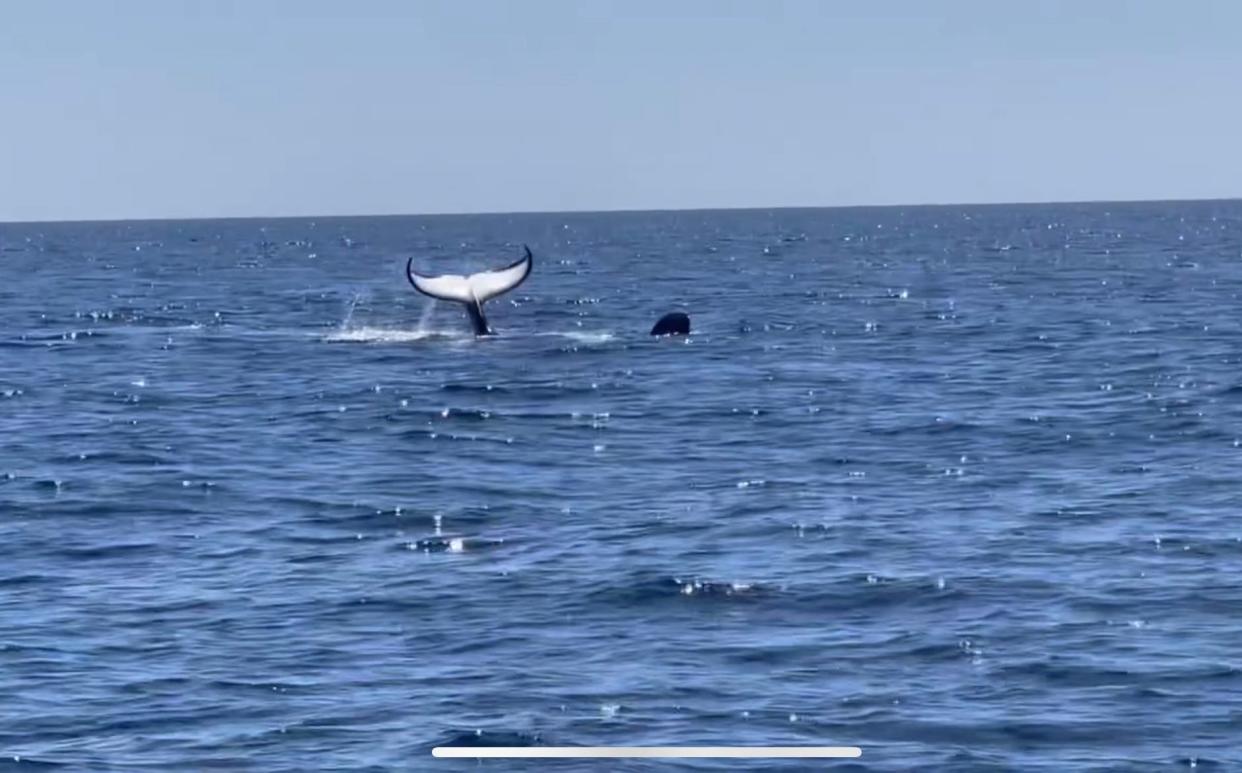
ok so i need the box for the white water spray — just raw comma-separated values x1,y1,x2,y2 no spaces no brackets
339,291,364,333
416,299,437,334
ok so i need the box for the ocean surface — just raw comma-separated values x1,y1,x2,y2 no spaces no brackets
3,201,1242,771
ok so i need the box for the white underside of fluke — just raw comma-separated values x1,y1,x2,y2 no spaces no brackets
405,246,533,304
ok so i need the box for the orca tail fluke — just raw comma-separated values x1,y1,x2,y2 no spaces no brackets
405,245,534,336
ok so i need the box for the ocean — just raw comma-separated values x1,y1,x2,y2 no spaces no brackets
3,201,1241,771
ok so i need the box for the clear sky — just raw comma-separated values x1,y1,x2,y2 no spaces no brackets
2,0,1240,221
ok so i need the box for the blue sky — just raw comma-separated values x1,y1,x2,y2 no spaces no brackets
2,1,1239,221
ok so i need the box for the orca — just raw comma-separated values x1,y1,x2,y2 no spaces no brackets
650,311,690,336
405,245,533,336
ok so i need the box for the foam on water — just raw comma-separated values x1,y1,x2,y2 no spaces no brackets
323,326,469,343
541,330,615,344
325,327,615,344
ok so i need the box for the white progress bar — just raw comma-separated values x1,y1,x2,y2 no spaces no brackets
432,746,862,758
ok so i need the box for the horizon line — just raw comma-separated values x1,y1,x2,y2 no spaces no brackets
3,195,1240,227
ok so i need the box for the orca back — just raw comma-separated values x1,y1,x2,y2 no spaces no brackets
650,312,690,336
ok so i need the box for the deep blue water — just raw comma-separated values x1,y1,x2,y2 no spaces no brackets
3,201,1242,771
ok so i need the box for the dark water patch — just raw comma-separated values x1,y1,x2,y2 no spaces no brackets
589,574,780,607
1002,659,1242,688
431,728,547,749
0,758,66,770
0,574,54,588
439,383,512,395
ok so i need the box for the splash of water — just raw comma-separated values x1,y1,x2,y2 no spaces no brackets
325,327,456,343
326,293,610,344
324,292,461,343
339,291,364,332
416,299,437,334
536,331,615,344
